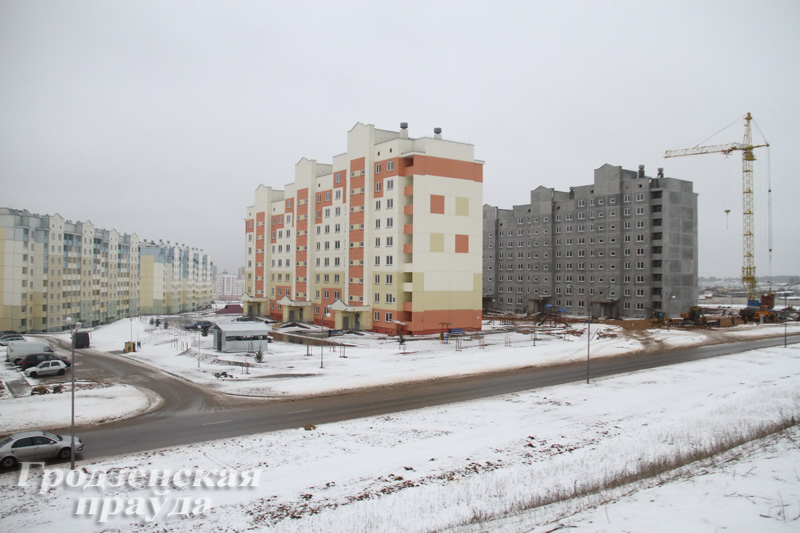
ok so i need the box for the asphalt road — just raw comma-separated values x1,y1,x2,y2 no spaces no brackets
42,334,800,462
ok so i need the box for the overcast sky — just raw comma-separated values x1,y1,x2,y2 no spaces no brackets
2,1,798,281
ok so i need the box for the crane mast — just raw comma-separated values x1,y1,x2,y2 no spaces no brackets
664,113,769,303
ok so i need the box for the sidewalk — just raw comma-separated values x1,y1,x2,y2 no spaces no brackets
1,362,32,398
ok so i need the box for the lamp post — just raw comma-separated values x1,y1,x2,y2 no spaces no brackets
65,317,81,470
568,284,590,384
783,282,800,348
320,311,330,369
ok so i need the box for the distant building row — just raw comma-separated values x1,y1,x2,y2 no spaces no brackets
214,270,245,301
0,208,214,333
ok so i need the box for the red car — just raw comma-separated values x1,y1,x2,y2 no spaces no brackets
16,353,70,370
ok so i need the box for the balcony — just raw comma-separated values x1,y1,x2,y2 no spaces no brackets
403,243,413,254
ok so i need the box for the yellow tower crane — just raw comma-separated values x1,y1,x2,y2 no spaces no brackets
664,113,769,304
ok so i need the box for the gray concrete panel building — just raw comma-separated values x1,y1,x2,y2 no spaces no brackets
483,164,698,319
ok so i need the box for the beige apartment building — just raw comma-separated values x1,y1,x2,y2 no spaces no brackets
0,208,140,332
244,122,484,335
0,208,213,332
139,241,214,316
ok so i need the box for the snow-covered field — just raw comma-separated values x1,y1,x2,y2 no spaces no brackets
0,316,798,532
40,314,800,398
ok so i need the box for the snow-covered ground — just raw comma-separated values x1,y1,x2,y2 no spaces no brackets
38,314,800,398
0,316,798,531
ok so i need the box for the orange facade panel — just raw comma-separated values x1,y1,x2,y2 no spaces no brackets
403,243,413,254
348,284,363,297
403,204,414,215
404,224,413,235
455,234,469,253
350,157,365,173
411,155,483,182
430,194,445,214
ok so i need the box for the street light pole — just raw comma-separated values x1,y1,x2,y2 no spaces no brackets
586,314,591,384
65,317,81,470
319,311,330,369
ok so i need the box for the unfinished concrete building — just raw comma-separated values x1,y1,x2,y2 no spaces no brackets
483,164,698,319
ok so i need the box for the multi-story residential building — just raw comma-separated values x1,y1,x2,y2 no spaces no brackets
0,208,213,332
139,242,213,315
483,164,697,319
0,208,140,332
214,270,245,301
244,122,484,335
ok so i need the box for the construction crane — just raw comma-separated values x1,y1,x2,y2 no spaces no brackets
665,113,769,304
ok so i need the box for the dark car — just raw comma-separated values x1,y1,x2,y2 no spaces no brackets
0,334,24,346
0,431,84,468
185,320,214,330
73,331,90,349
16,353,70,370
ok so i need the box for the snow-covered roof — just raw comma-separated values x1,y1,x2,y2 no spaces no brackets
214,322,271,333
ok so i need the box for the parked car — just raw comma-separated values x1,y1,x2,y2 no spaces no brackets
73,330,90,349
16,353,70,370
24,360,68,378
7,340,53,362
185,320,214,330
0,334,24,346
0,431,84,468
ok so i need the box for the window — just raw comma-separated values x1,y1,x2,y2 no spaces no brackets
387,198,394,209
386,179,394,190
376,182,382,192
387,161,394,171
386,217,394,228
376,163,382,174
385,312,393,322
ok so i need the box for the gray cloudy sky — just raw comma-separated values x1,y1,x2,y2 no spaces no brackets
2,1,798,280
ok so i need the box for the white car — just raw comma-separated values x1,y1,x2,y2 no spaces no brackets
24,360,68,378
0,431,84,468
